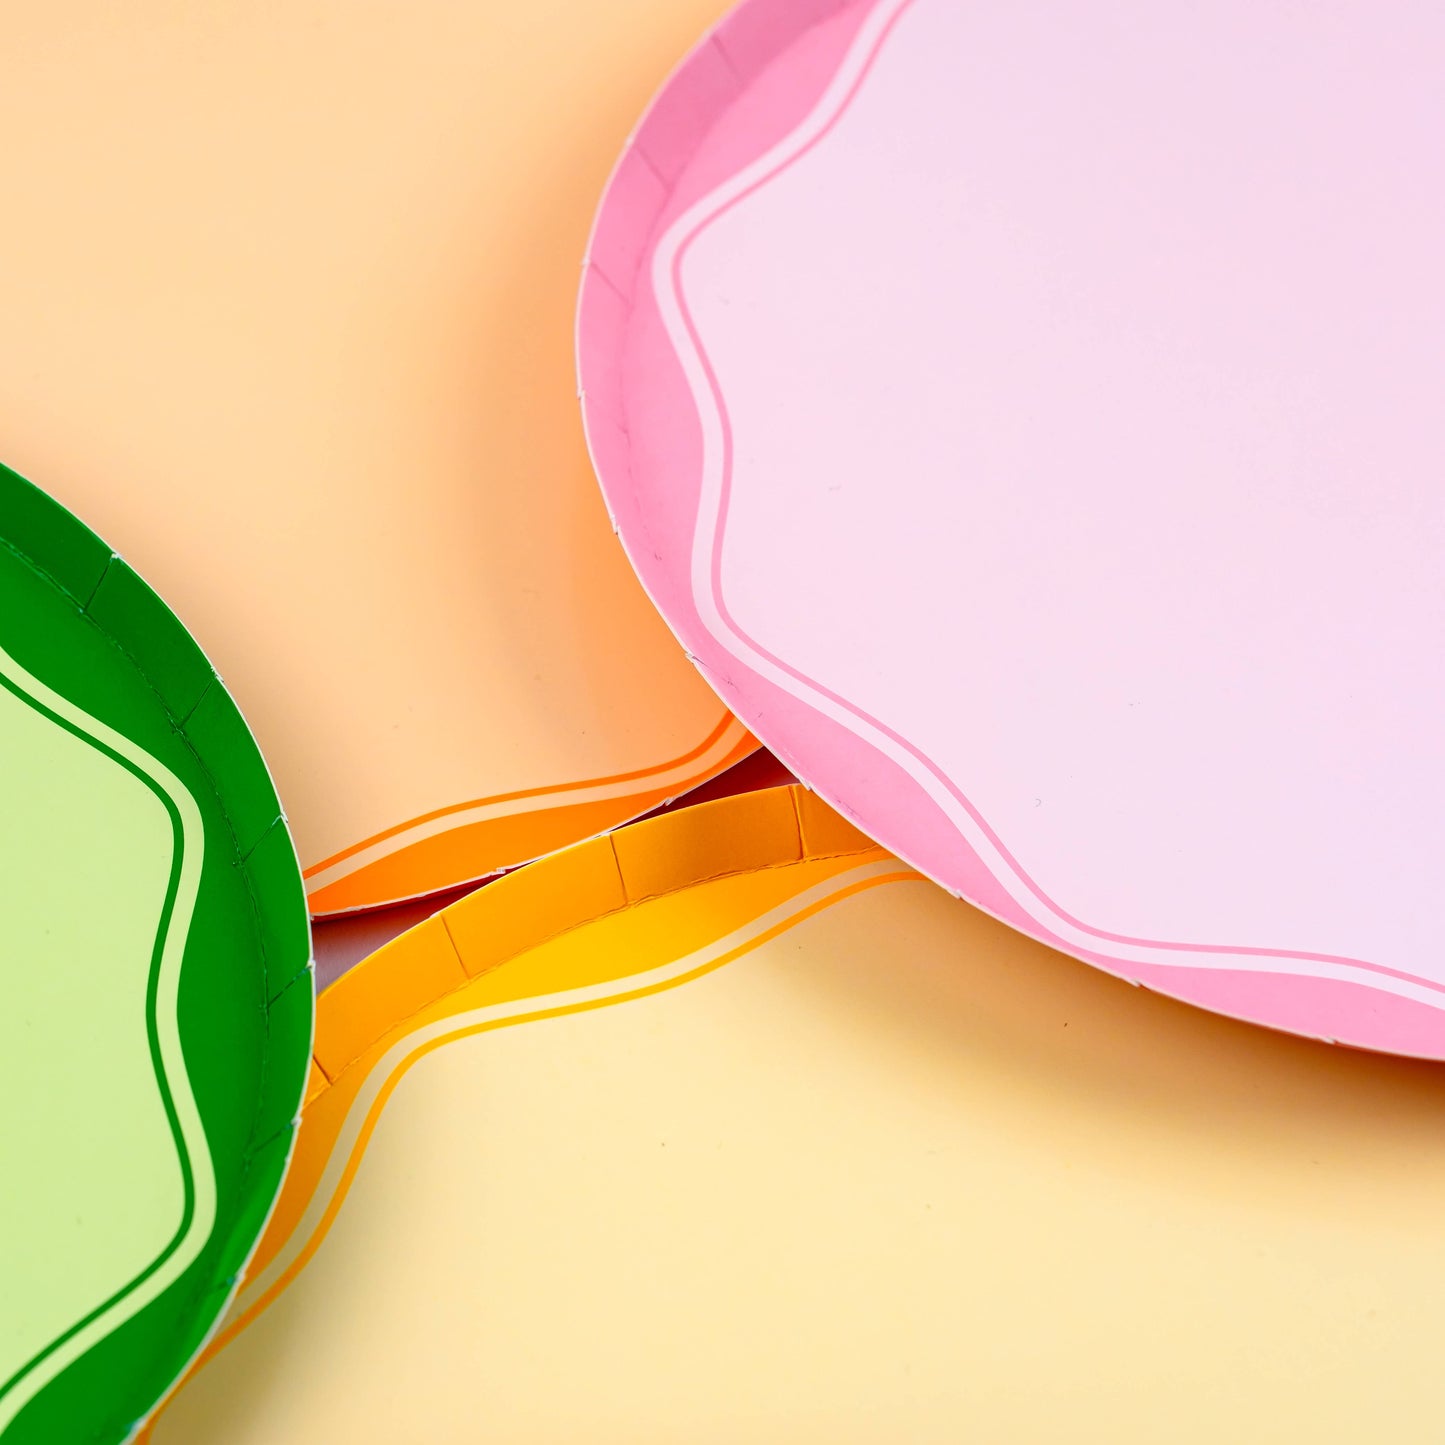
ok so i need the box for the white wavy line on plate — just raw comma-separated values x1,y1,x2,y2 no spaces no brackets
650,0,1445,1015
303,714,750,896
0,641,213,1437
229,856,909,1321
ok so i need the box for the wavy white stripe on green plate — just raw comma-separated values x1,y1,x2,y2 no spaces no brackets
0,463,313,1444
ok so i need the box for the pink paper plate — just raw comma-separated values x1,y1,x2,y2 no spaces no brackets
577,0,1445,1059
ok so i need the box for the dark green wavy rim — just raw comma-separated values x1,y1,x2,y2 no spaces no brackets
0,462,313,1445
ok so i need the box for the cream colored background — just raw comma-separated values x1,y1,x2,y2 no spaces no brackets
0,0,732,867
159,878,1445,1442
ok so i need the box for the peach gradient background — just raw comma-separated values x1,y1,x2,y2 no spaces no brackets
0,0,739,896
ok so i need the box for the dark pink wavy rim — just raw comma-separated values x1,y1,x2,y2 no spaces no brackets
575,0,1445,1062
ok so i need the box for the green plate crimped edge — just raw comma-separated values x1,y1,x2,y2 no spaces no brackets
0,462,314,1445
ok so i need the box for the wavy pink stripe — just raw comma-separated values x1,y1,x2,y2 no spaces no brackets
662,0,1445,1005
578,0,1445,1056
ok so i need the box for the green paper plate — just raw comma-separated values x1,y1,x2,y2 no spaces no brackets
0,463,313,1444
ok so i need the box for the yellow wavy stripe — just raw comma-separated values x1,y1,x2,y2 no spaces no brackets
138,786,897,1436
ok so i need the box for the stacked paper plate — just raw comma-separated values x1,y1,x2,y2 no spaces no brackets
4,2,1443,1441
